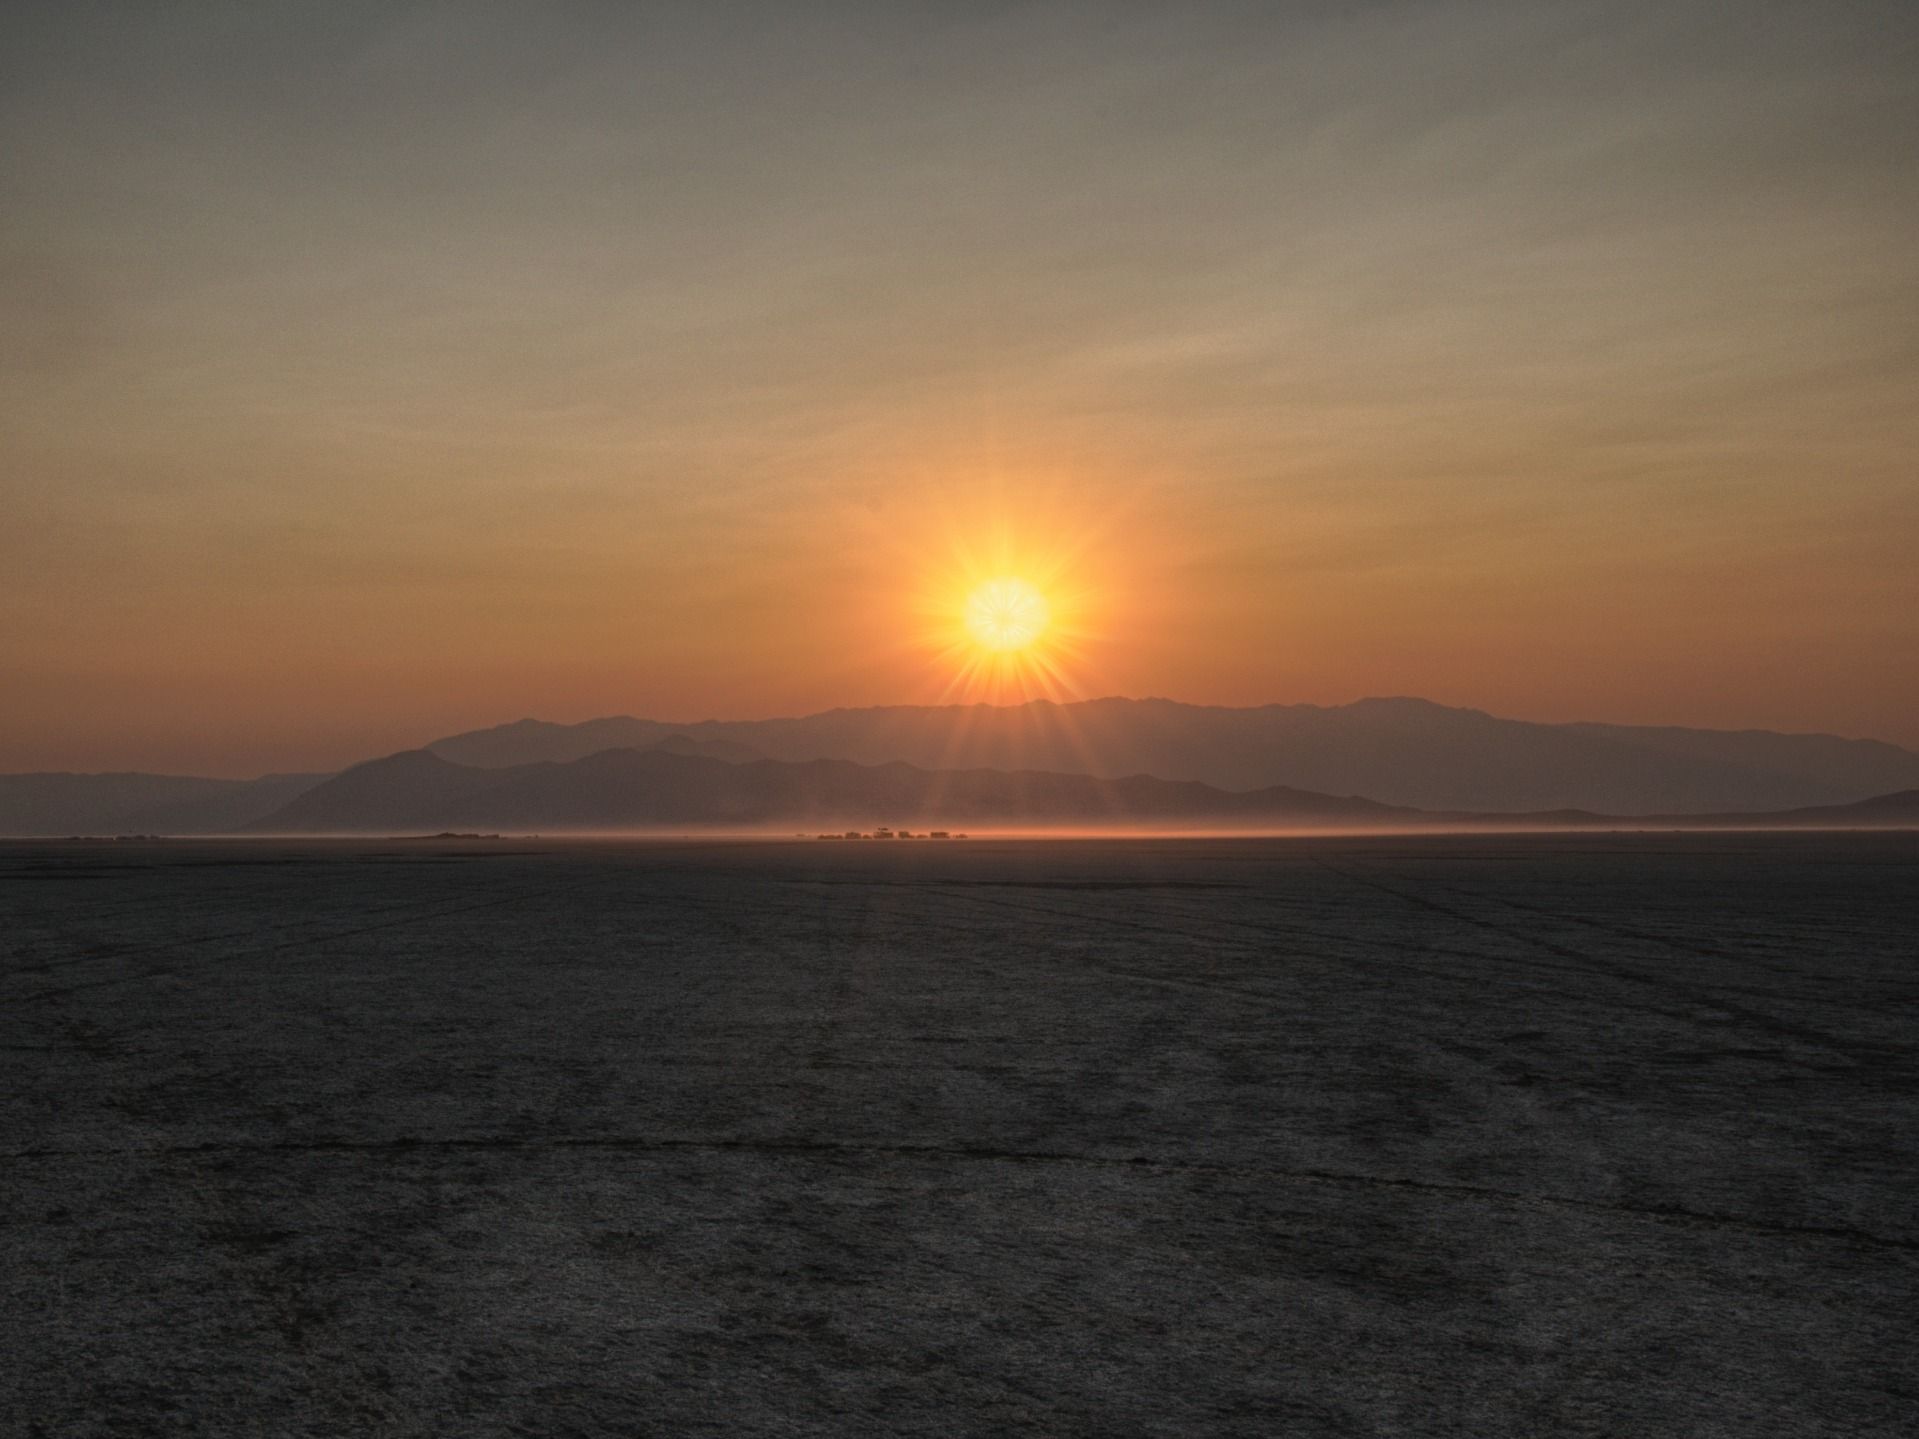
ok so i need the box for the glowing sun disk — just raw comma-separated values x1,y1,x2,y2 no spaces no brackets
965,577,1050,653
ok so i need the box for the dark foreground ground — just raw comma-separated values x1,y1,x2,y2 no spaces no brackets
2,833,1915,1437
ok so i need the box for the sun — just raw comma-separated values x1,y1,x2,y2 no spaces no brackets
893,488,1114,703
964,577,1050,654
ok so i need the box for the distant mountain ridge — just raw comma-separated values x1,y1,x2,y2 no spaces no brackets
250,746,1410,834
0,771,327,837
7,698,1919,836
242,753,1919,835
9,748,1918,839
427,697,1919,815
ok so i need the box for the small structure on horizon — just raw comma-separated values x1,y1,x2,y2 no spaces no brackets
818,826,966,841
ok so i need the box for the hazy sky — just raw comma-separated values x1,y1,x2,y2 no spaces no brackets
4,1,1916,775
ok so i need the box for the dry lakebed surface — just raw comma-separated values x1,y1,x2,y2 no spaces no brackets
3,832,1915,1436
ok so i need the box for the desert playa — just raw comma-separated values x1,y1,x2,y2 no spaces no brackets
5,833,1914,1435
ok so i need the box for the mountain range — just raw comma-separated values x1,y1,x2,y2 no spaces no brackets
5,696,1919,835
250,745,1413,834
0,771,326,838
426,697,1919,813
242,745,1919,836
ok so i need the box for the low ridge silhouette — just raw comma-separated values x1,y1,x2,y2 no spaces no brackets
241,750,1919,836
249,745,1410,833
8,700,1919,835
427,696,1919,814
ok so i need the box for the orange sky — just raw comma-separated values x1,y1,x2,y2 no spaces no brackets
3,3,1915,776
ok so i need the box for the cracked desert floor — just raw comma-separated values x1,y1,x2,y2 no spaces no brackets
4,833,1915,1436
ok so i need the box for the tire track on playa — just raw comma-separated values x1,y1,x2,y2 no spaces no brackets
4,1131,1913,1255
1429,884,1919,1007
5,886,504,985
1311,858,1896,1063
644,873,1327,1028
902,885,1312,1008
903,882,1713,1027
0,856,573,984
0,850,550,941
1,871,291,972
898,876,1578,983
2,871,604,1008
973,880,1902,1072
1170,888,1909,1020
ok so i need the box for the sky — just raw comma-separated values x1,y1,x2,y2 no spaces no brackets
3,0,1915,776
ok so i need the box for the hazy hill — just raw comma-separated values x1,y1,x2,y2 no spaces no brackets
430,716,686,767
20,751,1913,839
249,746,1411,833
0,737,753,838
237,750,1919,835
12,702,1919,836
1718,788,1919,829
251,750,511,833
0,772,326,837
427,697,1919,814
1421,789,1919,831
645,733,767,764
